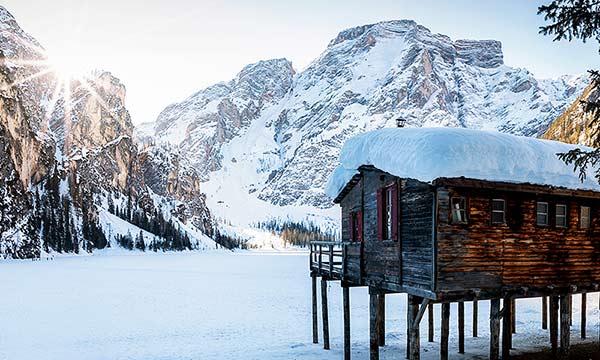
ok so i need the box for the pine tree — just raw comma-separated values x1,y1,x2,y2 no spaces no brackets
539,1,600,181
135,231,146,251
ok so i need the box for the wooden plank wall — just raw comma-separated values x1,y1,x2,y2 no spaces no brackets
362,170,401,288
401,179,434,291
436,186,600,293
340,177,364,284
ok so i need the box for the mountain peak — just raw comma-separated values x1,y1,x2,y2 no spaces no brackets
236,58,294,81
328,20,422,47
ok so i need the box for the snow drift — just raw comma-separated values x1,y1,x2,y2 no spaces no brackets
326,127,600,199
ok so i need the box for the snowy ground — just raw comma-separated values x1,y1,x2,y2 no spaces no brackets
0,252,598,360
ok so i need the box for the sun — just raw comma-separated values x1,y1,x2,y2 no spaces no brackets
47,51,93,81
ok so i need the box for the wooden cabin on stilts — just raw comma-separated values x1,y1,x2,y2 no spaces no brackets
309,128,600,359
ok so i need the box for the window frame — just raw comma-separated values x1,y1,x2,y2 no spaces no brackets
451,197,468,224
580,205,591,230
384,186,393,240
491,198,506,225
555,204,567,228
536,201,549,227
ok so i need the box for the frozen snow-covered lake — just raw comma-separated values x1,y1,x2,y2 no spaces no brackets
0,252,598,360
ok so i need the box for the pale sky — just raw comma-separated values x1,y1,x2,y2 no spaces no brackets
3,0,599,124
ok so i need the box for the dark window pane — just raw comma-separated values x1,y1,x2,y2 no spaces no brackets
537,214,548,226
556,204,566,216
492,200,505,211
491,211,504,224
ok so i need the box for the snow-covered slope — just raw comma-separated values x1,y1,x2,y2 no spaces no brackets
326,127,600,199
145,20,587,228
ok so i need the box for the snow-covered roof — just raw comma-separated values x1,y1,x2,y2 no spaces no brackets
325,127,600,200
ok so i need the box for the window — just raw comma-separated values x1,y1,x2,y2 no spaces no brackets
537,202,549,226
385,187,393,239
451,197,467,224
349,211,363,242
377,184,398,241
580,206,591,229
491,199,505,224
555,204,567,228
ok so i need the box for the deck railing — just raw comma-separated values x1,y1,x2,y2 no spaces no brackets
309,241,344,278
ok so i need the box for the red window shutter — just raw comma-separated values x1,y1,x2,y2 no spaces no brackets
357,211,363,242
349,212,355,242
391,184,399,241
377,188,383,240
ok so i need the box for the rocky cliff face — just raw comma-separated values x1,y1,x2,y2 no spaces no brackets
542,83,599,146
154,59,295,179
0,6,215,258
146,20,587,226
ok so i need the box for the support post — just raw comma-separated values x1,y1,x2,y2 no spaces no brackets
311,275,318,344
472,299,478,338
408,295,421,360
581,292,586,340
502,297,512,359
369,291,379,360
406,297,410,359
440,303,450,360
377,294,385,347
490,299,500,360
560,294,571,356
428,303,434,342
407,297,429,360
458,301,465,354
511,298,516,334
542,296,548,330
321,278,330,350
550,295,559,356
569,294,573,326
343,285,351,360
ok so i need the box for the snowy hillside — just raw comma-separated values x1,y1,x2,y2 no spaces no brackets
144,20,588,229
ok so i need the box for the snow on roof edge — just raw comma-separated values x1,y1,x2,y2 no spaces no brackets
325,127,600,200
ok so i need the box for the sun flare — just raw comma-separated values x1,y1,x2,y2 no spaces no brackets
47,52,92,81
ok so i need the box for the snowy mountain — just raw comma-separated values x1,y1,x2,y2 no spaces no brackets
145,20,587,227
0,6,215,258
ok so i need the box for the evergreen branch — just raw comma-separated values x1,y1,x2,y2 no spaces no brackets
538,0,600,46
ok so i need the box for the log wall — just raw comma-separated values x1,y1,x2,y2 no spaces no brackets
436,183,600,295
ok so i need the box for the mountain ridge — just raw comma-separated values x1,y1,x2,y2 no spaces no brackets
143,18,588,229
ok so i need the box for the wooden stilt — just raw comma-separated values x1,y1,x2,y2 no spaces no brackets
502,297,512,359
343,285,351,360
408,295,420,360
581,292,586,340
511,298,516,334
490,299,500,360
458,301,465,354
321,278,330,350
369,292,379,360
560,294,571,356
542,296,548,330
472,299,478,338
440,303,450,360
406,296,410,359
311,275,318,344
377,294,385,347
569,294,573,326
550,295,559,356
428,303,434,343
